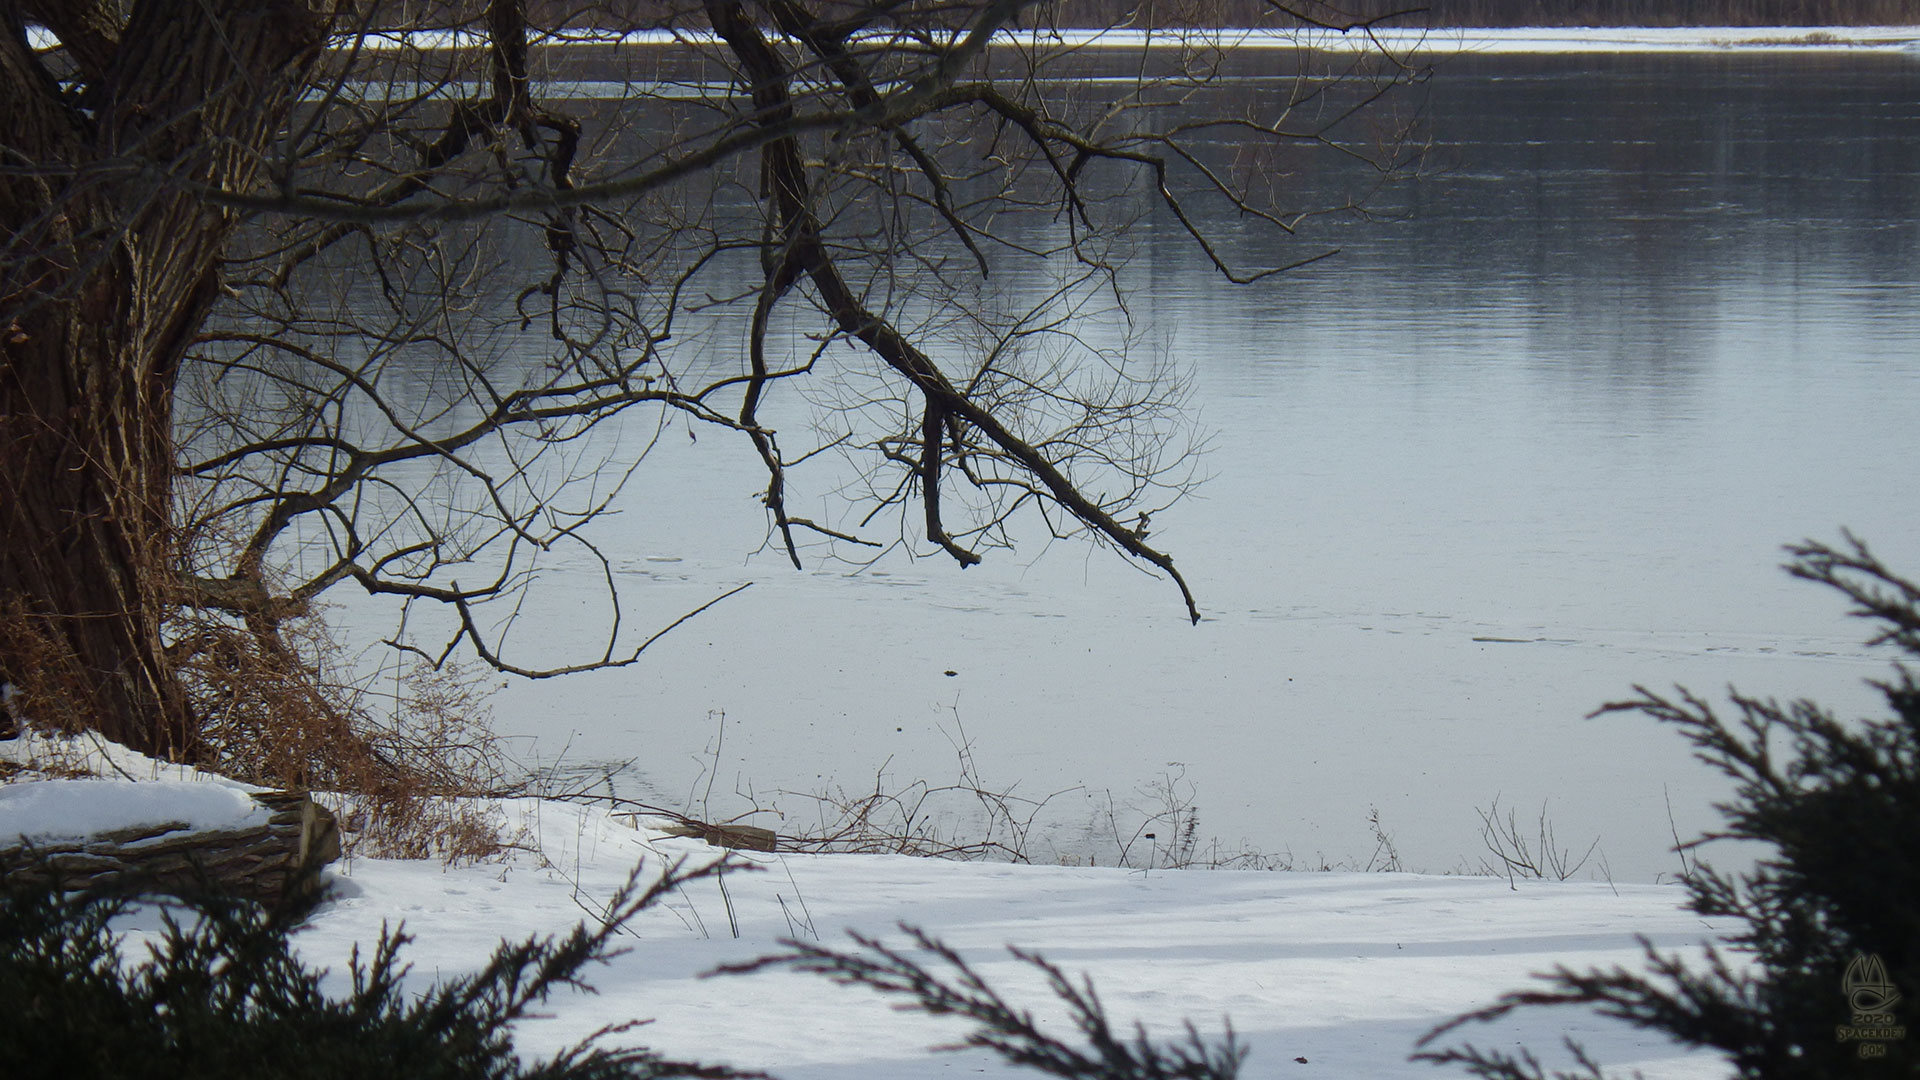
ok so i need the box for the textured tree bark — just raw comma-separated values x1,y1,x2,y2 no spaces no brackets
0,1,333,757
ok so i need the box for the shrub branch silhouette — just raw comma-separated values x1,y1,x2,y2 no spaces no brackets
0,858,754,1080
1417,532,1920,1079
724,925,1246,1079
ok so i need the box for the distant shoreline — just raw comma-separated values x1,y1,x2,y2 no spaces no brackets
985,24,1920,52
1294,23,1920,52
331,25,1920,55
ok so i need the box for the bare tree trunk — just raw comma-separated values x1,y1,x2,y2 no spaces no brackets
0,0,330,758
0,288,197,755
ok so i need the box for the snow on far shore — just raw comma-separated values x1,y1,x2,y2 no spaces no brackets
316,24,1920,54
36,21,1877,56
1281,24,1920,52
990,24,1920,53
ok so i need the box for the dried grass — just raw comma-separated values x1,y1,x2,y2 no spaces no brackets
2,599,519,866
0,598,114,742
174,608,520,864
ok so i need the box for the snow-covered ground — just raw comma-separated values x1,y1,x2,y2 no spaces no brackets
1,736,1733,1079
318,800,1730,1079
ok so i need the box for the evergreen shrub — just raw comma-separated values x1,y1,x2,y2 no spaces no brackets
0,860,744,1080
1419,534,1920,1078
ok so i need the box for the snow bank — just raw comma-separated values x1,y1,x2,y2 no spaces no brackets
0,779,270,846
0,726,271,846
0,723,264,788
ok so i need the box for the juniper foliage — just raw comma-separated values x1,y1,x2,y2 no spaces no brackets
725,924,1246,1079
1417,533,1920,1079
0,859,750,1080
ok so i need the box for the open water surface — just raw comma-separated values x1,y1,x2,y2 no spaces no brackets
343,49,1920,878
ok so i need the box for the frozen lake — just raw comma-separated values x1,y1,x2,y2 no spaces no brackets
339,47,1920,880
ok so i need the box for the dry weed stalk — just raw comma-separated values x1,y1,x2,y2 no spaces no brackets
1474,795,1601,885
1094,767,1207,870
775,769,1063,861
547,720,1068,862
772,722,1068,860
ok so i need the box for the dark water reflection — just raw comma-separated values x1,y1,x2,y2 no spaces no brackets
1167,51,1920,397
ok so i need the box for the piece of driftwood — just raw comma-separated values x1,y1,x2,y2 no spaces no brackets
1,790,341,905
651,820,778,852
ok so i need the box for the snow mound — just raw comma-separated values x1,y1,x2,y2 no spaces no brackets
0,779,270,846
